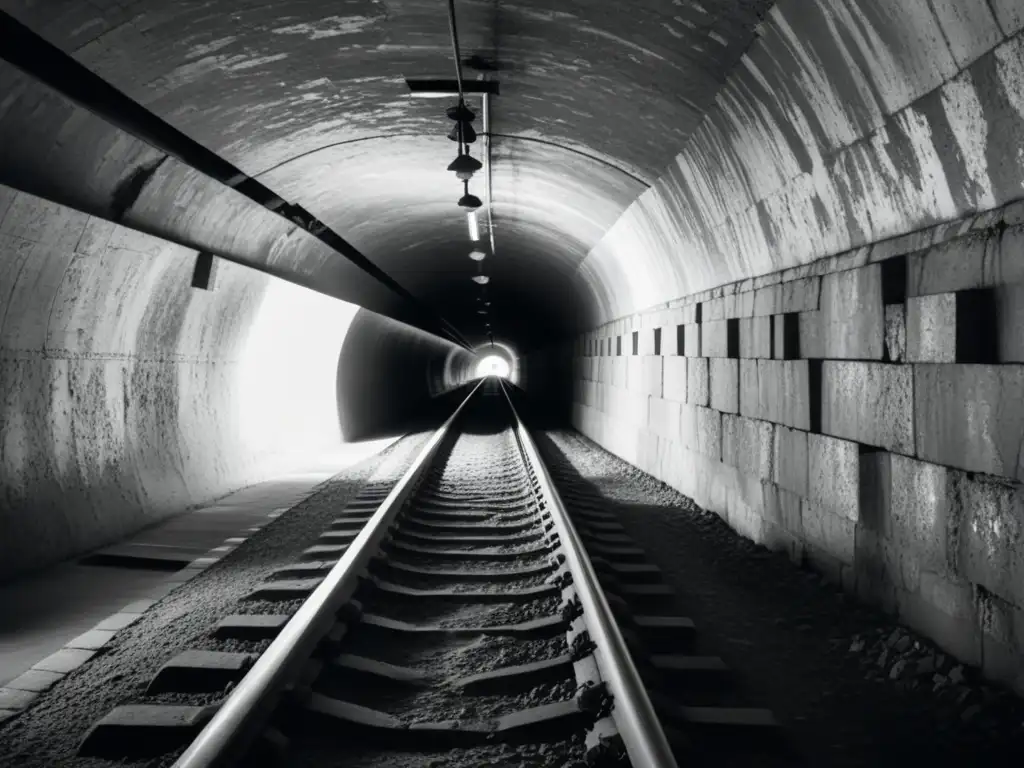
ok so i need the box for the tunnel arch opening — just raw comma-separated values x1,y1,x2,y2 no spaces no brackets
468,340,519,384
474,355,510,378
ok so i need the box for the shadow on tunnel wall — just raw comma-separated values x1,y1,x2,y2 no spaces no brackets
516,341,576,430
336,309,476,441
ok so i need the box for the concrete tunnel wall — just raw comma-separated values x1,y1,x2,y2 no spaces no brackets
0,184,475,583
554,2,1024,694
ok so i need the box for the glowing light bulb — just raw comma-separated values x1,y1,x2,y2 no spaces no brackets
467,212,480,242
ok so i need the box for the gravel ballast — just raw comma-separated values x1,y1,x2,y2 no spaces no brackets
540,429,1024,768
0,433,429,768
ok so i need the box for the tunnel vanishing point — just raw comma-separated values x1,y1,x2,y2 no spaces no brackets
1,0,1024,700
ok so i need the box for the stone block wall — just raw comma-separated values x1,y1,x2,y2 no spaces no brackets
568,200,1024,695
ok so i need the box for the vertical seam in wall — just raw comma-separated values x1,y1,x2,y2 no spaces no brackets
922,0,958,62
979,0,1008,39
42,248,79,356
0,234,35,340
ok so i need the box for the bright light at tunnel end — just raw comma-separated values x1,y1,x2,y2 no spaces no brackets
474,355,510,379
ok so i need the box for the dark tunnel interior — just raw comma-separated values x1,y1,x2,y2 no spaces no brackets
2,0,1024,753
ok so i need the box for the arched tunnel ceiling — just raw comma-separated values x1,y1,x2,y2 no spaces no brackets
0,0,772,347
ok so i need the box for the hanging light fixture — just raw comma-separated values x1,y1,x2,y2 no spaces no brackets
446,103,477,144
458,180,482,211
472,275,490,285
468,250,486,261
447,151,482,181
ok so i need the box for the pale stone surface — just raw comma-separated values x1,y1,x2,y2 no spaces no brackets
662,357,687,402
801,501,856,564
889,455,951,575
702,320,731,358
641,355,663,397
798,311,824,358
958,474,1024,606
739,316,771,358
683,323,701,358
722,415,774,480
757,360,811,432
906,293,956,362
820,265,884,360
884,304,906,363
739,359,760,419
687,357,709,406
648,397,681,440
709,357,738,414
680,404,722,460
773,426,809,498
808,434,860,522
821,361,913,454
914,364,1024,480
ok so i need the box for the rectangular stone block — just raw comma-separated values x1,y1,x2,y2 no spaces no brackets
890,455,952,576
610,357,626,388
992,0,1024,35
820,361,913,454
739,359,760,419
703,297,726,321
757,360,811,431
641,356,663,397
739,316,772,358
914,364,1024,480
702,320,730,358
662,357,687,403
639,328,656,356
898,576,982,665
722,415,774,480
885,304,906,363
626,357,642,390
709,357,738,414
687,357,709,406
907,231,992,296
683,323,701,358
680,405,721,460
906,293,954,362
661,326,681,356
801,501,856,564
857,451,892,537
820,265,884,359
753,277,820,315
773,426,808,497
753,284,781,316
648,397,681,441
781,277,822,313
958,474,1024,606
798,311,824,358
763,483,803,534
928,0,1003,67
808,433,860,522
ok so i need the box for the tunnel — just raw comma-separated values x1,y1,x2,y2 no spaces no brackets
1,0,1024,764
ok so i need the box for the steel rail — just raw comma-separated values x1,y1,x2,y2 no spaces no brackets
500,382,681,768
173,380,486,768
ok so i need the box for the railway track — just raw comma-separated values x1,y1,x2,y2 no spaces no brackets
75,379,788,768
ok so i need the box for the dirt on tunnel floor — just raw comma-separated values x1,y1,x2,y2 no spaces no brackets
541,429,1024,768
